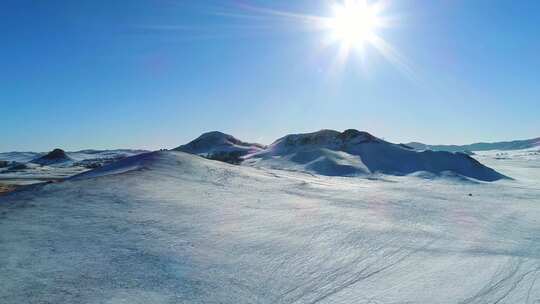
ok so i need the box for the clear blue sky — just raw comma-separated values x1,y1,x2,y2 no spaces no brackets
1,0,539,152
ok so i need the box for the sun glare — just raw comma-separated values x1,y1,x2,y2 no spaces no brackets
317,0,397,67
326,0,382,48
222,0,410,74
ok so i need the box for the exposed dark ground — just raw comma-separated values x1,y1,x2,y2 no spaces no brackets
0,183,17,196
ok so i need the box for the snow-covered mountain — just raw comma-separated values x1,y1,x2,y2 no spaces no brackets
241,129,506,181
407,137,540,152
174,131,265,164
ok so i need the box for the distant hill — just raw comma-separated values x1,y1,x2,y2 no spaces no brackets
0,149,147,164
407,137,540,152
178,129,507,181
30,149,73,166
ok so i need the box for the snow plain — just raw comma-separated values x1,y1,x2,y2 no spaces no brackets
0,149,539,303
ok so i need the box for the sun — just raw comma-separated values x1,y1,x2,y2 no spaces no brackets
324,0,385,55
223,0,407,72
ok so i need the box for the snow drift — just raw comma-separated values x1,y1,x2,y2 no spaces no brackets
244,129,507,181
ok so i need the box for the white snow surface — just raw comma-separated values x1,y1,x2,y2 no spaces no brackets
244,130,507,181
1,149,539,303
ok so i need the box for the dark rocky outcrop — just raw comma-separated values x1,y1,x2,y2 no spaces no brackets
31,149,72,166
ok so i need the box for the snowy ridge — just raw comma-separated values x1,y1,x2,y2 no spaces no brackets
67,149,149,161
70,151,159,180
244,129,507,181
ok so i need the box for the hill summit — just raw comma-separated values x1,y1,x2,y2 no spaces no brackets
173,131,265,164
30,148,72,166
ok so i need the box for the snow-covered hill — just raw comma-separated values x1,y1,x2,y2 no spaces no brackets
1,150,539,303
243,129,507,181
407,137,540,152
1,131,511,182
174,131,265,164
30,149,73,166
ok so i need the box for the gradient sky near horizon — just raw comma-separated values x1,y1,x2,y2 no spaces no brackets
1,0,539,152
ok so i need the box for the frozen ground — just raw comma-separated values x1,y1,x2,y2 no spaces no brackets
0,149,539,303
0,183,17,195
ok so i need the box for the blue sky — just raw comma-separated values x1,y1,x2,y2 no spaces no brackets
1,0,539,152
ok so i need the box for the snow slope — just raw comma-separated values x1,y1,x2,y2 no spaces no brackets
244,129,507,181
72,151,164,180
1,150,539,303
67,149,149,161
